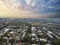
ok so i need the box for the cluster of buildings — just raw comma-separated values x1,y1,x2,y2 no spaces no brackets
0,20,60,45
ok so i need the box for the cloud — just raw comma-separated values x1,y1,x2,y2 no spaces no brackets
0,0,60,18
0,0,21,9
25,0,36,7
48,12,60,18
25,0,31,5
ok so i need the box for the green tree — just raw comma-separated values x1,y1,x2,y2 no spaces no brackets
51,39,60,45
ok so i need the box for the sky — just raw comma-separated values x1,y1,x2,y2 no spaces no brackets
0,0,60,18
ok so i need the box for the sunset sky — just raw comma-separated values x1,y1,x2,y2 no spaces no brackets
0,0,60,18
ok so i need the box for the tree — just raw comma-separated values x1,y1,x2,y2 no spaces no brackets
0,37,7,45
51,39,60,45
9,39,15,45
